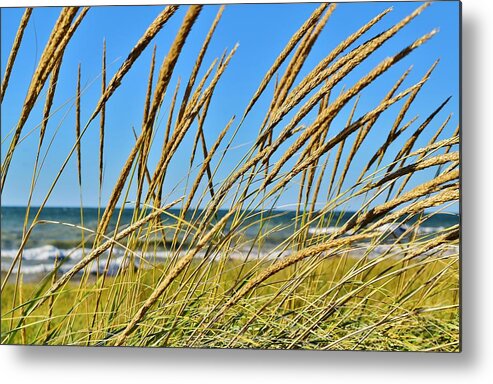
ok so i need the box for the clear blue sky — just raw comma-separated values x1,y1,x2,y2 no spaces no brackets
1,1,460,211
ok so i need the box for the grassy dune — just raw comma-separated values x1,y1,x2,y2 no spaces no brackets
2,253,458,350
0,3,459,350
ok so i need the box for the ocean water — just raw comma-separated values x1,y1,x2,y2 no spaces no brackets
1,206,459,276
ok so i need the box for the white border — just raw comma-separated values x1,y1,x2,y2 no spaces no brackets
1,1,492,383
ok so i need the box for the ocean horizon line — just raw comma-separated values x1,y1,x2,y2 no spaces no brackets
1,205,460,215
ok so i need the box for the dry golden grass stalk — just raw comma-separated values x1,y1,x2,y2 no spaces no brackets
142,44,157,128
264,29,437,188
140,44,157,157
341,169,459,233
177,5,225,123
265,81,432,196
382,96,452,200
259,5,335,176
1,8,32,101
358,60,439,188
301,92,328,185
284,223,459,346
355,116,417,187
367,186,459,233
362,152,459,193
113,207,239,346
397,226,459,262
148,59,217,204
270,22,317,115
307,154,330,219
294,231,459,349
7,10,88,294
388,96,451,175
271,4,336,114
99,40,107,191
135,45,157,210
155,80,183,208
180,47,236,122
42,6,179,218
1,3,458,350
36,13,91,161
168,57,218,157
17,198,182,321
199,233,375,333
96,6,201,239
147,45,238,200
144,5,202,131
298,108,328,171
1,7,88,190
39,60,63,148
271,2,430,132
181,116,235,215
76,64,82,186
394,114,452,196
360,60,440,180
189,92,213,168
89,6,179,124
296,90,332,217
285,6,392,110
147,8,222,204
192,94,217,200
46,8,89,80
165,80,181,149
261,28,436,187
44,252,60,341
167,91,233,248
21,57,64,245
277,192,458,337
24,7,179,220
408,135,458,160
243,3,330,118
336,66,413,194
328,95,360,196
24,13,88,232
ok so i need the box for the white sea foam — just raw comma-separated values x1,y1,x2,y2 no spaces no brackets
1,230,457,275
308,227,339,235
2,245,63,261
1,245,273,275
0,245,113,261
308,224,446,236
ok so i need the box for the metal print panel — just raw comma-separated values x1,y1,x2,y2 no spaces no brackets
0,1,460,351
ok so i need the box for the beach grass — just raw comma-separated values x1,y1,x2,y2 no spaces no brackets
1,250,459,350
0,3,459,350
